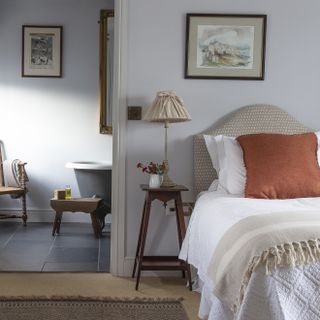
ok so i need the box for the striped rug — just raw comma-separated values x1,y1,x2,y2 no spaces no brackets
0,296,189,320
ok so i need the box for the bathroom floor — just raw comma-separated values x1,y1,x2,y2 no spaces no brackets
0,222,110,272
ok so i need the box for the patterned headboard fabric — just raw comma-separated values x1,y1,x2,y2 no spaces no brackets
194,104,311,196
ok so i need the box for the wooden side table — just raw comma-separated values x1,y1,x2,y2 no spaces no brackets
132,184,192,291
50,198,102,238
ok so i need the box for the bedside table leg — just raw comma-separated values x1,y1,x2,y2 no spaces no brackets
186,264,193,291
135,195,152,290
175,195,192,291
132,199,147,278
175,197,185,278
175,194,186,237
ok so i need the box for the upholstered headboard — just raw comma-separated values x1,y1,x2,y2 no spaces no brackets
194,104,311,196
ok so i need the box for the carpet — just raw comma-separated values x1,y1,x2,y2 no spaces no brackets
0,296,189,320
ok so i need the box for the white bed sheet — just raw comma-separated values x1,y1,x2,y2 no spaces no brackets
179,190,320,319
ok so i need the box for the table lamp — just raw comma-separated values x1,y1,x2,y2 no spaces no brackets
143,91,191,187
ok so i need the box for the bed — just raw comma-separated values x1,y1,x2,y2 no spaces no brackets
179,104,320,320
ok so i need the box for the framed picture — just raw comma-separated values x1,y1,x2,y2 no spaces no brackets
185,14,267,80
22,25,63,77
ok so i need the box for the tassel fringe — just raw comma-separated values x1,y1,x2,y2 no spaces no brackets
234,238,320,313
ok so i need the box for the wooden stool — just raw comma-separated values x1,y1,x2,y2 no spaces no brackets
50,198,102,238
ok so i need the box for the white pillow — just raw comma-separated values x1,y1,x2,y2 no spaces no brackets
220,136,246,195
203,134,223,172
204,134,245,194
207,179,219,192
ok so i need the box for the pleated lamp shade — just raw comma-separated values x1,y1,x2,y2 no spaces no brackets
143,91,191,123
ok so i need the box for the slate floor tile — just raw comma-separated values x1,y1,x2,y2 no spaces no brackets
46,247,99,263
0,222,110,272
13,223,54,241
0,225,19,248
0,241,52,271
3,239,53,255
54,235,99,248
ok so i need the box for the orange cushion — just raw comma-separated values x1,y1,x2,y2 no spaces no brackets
237,133,320,199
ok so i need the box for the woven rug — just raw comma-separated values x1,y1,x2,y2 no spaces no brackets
0,296,189,320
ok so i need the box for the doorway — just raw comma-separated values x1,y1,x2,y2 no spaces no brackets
0,0,123,273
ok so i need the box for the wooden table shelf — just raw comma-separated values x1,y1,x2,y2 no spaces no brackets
139,256,185,269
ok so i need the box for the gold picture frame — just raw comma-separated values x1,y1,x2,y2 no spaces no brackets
99,10,114,134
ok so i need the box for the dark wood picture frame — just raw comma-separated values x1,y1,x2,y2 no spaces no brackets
184,14,267,80
22,25,63,78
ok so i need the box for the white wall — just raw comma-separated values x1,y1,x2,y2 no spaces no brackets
125,0,320,265
0,0,113,217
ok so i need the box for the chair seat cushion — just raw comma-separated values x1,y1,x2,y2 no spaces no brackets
0,186,24,195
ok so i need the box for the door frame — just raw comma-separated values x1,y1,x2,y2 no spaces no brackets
110,0,128,276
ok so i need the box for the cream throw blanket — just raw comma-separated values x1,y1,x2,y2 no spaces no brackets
208,211,320,313
3,159,28,198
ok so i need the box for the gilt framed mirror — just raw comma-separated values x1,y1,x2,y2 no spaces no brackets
99,9,114,134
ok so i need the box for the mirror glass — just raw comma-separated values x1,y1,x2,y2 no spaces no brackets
99,9,114,134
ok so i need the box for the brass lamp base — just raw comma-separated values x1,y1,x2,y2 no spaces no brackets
161,173,176,188
161,160,176,188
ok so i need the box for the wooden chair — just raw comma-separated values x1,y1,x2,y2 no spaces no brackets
0,142,28,225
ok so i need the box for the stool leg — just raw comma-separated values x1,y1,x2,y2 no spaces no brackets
90,212,101,238
52,212,58,236
135,195,152,290
56,212,63,234
52,211,63,236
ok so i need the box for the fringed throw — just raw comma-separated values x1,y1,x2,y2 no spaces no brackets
237,239,320,312
207,211,320,313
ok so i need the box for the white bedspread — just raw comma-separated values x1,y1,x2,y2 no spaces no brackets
179,190,320,319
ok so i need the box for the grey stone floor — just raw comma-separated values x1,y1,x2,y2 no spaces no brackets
0,222,110,272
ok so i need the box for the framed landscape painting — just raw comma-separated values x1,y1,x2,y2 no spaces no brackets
22,25,63,77
185,14,267,80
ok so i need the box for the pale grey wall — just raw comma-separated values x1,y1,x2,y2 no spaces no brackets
125,0,320,260
0,0,113,216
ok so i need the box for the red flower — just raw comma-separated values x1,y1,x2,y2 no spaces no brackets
137,161,166,175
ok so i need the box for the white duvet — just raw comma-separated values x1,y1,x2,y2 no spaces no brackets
179,189,320,319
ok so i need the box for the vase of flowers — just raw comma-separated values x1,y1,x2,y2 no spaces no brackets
137,161,165,188
148,174,163,188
